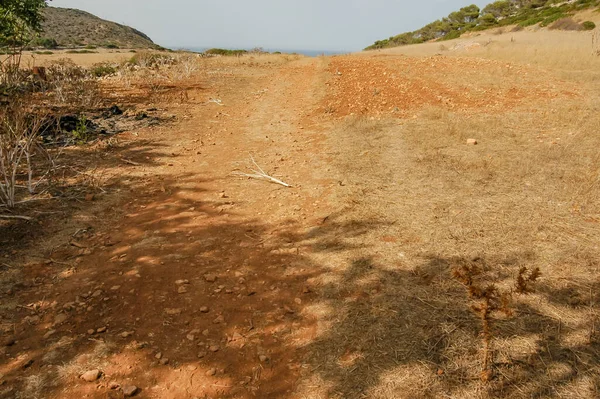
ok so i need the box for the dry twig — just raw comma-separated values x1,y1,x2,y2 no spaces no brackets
233,156,291,187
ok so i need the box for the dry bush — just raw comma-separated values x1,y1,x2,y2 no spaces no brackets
45,59,100,108
549,17,583,31
0,102,51,208
452,260,541,381
128,51,177,69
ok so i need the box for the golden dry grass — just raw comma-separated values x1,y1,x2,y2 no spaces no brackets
295,28,600,398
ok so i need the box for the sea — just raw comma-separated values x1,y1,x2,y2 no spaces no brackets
180,47,350,57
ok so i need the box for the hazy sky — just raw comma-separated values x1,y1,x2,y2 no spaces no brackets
49,0,488,51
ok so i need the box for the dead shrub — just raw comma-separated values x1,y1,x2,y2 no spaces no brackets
452,259,541,381
0,102,52,208
549,18,584,31
46,59,100,108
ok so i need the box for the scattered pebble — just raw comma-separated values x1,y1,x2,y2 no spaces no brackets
206,368,217,376
204,274,217,283
122,385,139,397
200,306,209,313
209,345,220,352
80,369,102,382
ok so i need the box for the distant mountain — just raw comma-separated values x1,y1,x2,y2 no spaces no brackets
366,0,599,50
39,7,157,49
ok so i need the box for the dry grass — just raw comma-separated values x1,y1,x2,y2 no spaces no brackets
297,65,600,397
377,29,600,83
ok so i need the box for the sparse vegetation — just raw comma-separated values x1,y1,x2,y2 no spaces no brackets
39,7,157,49
204,48,248,56
366,0,600,49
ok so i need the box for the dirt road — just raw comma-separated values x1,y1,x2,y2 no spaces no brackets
2,51,600,399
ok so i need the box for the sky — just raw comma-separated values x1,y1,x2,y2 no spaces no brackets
49,0,489,51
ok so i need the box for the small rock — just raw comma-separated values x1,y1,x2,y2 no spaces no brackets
120,331,133,338
197,351,207,358
213,315,224,324
80,369,102,382
122,385,139,397
53,313,68,326
259,355,269,362
160,358,169,365
43,330,56,339
175,279,189,285
187,334,195,341
109,381,120,390
294,298,302,305
209,345,220,352
135,341,148,350
284,306,295,314
97,327,107,333
110,285,121,291
155,352,162,359
87,329,95,335
177,286,188,294
206,368,217,376
231,332,243,342
165,308,182,315
204,274,217,283
466,138,478,145
92,290,103,298
200,306,209,313
202,329,209,336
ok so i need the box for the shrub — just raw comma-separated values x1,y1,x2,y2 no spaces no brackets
204,48,248,56
104,43,119,49
128,51,176,68
582,20,596,30
35,37,58,49
91,62,117,77
85,44,97,49
519,16,544,27
550,17,583,30
33,51,53,55
441,30,462,40
66,49,98,54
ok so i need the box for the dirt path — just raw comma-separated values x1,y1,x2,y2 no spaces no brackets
2,52,600,399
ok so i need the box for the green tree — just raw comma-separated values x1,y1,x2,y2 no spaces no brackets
0,0,49,46
482,1,514,18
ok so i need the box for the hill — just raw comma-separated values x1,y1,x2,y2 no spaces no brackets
366,0,599,50
38,7,156,49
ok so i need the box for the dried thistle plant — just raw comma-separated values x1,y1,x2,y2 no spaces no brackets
452,260,540,382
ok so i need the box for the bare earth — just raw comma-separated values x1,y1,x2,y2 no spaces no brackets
1,30,600,399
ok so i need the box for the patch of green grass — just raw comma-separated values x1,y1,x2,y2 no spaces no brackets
91,62,117,77
66,49,98,54
34,51,54,55
204,48,248,56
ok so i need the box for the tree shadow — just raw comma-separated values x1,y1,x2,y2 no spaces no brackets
304,253,600,398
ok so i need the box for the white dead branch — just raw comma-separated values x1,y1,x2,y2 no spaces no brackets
233,156,291,188
0,214,33,221
208,98,224,106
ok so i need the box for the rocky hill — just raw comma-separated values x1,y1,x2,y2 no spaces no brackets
39,7,156,49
